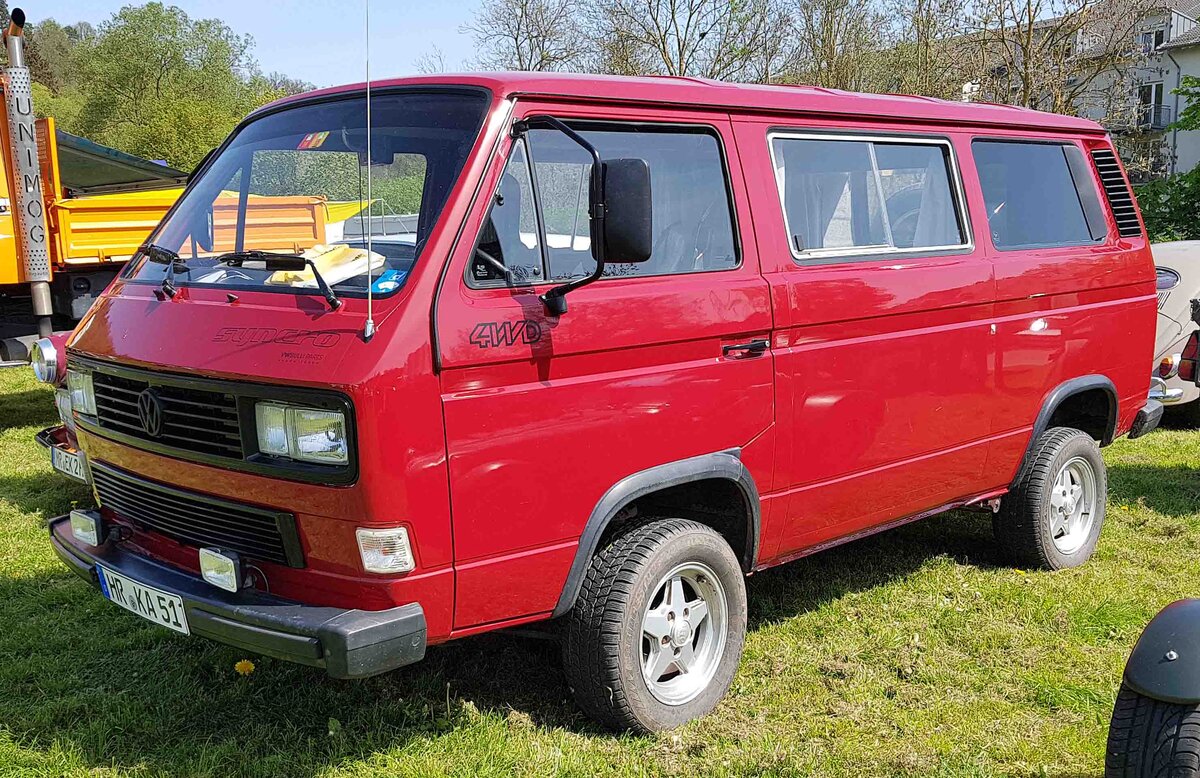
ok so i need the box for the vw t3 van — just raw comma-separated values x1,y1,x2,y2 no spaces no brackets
34,73,1160,732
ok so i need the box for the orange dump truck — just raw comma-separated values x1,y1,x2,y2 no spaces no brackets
0,121,186,359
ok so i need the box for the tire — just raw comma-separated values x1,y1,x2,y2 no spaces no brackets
993,426,1107,570
1106,682,1200,777
561,518,747,733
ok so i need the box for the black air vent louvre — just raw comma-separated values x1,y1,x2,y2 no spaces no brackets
92,461,303,567
1090,148,1142,238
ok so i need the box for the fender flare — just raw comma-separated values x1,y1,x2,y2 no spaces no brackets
1123,599,1200,705
1012,375,1117,486
551,449,761,618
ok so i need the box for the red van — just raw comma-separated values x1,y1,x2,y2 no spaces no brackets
33,73,1161,732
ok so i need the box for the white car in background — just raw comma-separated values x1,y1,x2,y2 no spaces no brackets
1152,241,1200,422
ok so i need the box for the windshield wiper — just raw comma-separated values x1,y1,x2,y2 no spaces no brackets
141,243,189,299
213,250,342,311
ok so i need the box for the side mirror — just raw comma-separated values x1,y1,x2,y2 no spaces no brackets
597,158,652,264
518,114,653,315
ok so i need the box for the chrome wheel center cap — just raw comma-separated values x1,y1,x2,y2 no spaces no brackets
671,620,693,647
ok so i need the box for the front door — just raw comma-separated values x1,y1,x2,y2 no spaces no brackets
435,102,775,629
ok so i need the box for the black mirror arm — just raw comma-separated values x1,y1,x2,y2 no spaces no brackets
513,115,606,317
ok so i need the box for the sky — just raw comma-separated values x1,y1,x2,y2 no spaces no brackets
32,0,481,88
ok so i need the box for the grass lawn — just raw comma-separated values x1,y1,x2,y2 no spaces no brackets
1,366,1198,777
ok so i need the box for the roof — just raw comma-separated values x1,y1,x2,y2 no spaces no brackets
1164,25,1200,48
254,72,1106,134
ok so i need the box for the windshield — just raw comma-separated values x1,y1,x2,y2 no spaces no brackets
127,89,489,298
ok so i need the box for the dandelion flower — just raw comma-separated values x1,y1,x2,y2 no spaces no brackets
234,659,256,676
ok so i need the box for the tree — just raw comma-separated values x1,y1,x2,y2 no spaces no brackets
70,3,280,169
26,19,76,93
414,46,450,74
880,0,973,99
1135,168,1200,241
586,0,791,81
462,0,585,71
786,0,892,91
1173,75,1200,132
962,0,1151,115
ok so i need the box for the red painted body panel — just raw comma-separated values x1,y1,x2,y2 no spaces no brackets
60,74,1155,649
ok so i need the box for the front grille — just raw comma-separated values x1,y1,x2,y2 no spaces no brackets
92,461,303,567
1159,290,1171,309
92,370,243,459
1090,148,1143,238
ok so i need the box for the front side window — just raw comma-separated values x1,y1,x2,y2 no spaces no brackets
127,90,489,298
770,134,967,258
973,140,1103,250
469,124,737,287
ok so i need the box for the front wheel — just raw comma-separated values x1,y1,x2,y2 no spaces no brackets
1106,682,1200,776
561,518,747,732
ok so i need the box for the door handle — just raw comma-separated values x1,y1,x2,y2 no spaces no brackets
722,338,769,356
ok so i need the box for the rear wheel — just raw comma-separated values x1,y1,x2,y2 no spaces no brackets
561,518,747,732
1106,682,1200,777
993,426,1107,570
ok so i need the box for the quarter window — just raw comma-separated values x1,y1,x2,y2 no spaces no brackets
770,135,967,258
469,141,544,285
973,140,1103,250
469,125,738,287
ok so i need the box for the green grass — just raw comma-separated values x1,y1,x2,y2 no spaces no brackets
1,367,1198,777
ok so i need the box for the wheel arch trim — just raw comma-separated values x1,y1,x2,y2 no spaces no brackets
1012,375,1118,487
551,449,761,619
1123,599,1200,705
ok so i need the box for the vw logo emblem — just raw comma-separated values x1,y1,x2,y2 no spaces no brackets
137,389,164,438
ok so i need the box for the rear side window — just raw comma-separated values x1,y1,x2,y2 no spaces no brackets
973,140,1107,250
469,125,738,287
769,134,967,259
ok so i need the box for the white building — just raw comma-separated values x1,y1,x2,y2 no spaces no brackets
1156,6,1200,173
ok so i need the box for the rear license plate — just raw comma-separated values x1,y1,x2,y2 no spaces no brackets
97,566,190,635
50,446,86,483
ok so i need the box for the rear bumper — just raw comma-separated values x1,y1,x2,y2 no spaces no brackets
1129,399,1164,440
49,514,426,679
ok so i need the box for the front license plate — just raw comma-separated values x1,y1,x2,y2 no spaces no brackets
50,446,87,483
97,566,190,635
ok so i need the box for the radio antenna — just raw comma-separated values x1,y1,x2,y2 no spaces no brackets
362,0,376,341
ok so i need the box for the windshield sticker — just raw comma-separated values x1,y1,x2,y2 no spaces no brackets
297,131,330,150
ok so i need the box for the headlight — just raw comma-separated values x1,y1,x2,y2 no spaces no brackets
254,402,348,465
30,337,58,383
66,369,96,416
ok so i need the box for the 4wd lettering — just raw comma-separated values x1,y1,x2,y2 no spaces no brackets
469,320,542,349
213,327,341,348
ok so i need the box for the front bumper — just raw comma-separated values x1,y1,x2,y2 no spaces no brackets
49,514,426,679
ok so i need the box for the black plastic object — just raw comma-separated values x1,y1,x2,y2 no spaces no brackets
599,157,653,264
1123,599,1200,704
49,515,427,679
